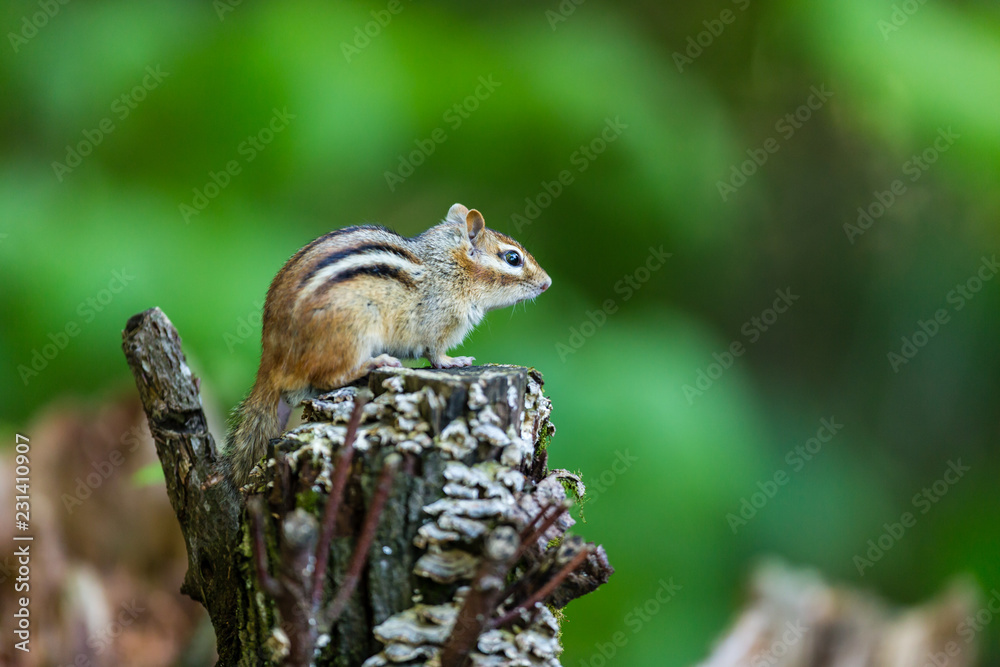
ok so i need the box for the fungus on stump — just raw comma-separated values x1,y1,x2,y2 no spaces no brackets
122,307,612,666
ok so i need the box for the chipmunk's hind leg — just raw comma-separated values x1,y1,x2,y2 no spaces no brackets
307,346,403,393
304,302,403,390
274,383,319,428
277,399,292,430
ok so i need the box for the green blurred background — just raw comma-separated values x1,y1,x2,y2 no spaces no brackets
2,0,999,664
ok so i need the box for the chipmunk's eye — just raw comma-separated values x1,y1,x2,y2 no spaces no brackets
502,250,522,267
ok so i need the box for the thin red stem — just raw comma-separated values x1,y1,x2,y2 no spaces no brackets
494,503,568,606
326,453,402,623
492,545,592,629
249,498,282,597
515,502,569,562
311,395,368,609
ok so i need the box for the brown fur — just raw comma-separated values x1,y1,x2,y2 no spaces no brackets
222,205,550,490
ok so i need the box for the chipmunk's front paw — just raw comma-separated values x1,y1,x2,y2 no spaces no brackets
429,354,475,369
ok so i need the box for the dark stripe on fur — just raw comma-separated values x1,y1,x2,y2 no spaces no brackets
314,263,417,296
299,242,421,288
276,225,406,282
291,225,369,263
273,226,365,286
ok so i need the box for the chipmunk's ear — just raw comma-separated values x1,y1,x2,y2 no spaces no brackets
466,209,485,247
447,203,469,225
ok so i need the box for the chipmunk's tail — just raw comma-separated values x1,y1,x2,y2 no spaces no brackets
219,377,282,495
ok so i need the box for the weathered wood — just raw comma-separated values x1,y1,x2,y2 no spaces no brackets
695,561,979,667
122,308,612,666
121,308,246,664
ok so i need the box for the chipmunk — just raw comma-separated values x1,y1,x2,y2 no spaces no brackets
221,203,551,490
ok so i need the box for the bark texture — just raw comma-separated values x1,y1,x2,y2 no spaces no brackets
122,308,612,666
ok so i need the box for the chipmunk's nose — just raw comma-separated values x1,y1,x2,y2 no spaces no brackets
540,278,551,292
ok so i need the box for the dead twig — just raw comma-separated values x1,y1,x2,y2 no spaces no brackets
326,452,404,623
311,395,368,608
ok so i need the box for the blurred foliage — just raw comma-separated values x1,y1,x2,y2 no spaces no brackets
2,0,999,665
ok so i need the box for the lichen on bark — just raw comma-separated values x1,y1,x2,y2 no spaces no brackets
122,309,612,666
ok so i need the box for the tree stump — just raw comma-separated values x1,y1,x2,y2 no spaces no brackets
121,308,612,666
695,561,980,667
